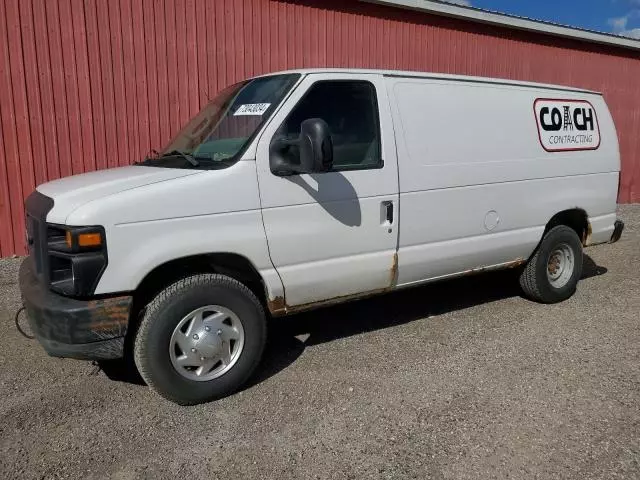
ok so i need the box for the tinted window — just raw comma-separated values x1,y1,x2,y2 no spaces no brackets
276,81,382,171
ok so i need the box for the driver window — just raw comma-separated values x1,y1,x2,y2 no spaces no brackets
276,80,382,171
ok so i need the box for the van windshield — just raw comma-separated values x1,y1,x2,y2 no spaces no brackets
140,74,300,169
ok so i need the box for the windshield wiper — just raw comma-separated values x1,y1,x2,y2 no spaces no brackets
161,150,200,167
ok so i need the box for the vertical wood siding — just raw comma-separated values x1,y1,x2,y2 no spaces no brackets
1,0,639,256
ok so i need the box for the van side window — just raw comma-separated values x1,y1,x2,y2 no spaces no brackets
275,81,382,171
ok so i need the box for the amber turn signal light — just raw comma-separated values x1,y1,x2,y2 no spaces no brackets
77,232,102,247
65,230,73,248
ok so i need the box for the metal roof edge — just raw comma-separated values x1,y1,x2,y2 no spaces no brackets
361,0,640,52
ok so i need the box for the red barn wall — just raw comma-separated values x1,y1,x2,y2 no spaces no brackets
1,0,639,256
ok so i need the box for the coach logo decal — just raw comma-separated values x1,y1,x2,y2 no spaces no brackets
534,99,600,152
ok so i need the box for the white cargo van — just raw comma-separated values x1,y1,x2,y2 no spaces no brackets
20,69,624,404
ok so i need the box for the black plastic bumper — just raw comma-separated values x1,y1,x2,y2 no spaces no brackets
19,259,132,360
610,220,625,243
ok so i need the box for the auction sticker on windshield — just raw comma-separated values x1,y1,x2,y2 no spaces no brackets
533,99,600,152
234,103,271,116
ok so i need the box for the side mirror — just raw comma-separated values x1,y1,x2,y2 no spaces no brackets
299,118,333,173
270,118,333,176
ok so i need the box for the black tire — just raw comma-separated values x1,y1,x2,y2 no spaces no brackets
133,274,266,405
519,225,583,303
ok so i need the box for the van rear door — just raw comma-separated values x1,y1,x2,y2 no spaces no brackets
255,73,399,308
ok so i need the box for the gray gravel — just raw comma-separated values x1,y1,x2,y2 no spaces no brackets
1,206,639,480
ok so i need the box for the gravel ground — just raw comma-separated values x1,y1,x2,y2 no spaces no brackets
1,206,639,480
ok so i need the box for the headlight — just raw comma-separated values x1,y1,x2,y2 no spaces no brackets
47,225,108,297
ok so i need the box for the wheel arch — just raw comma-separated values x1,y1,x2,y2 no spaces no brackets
131,253,270,314
544,208,592,247
121,252,276,382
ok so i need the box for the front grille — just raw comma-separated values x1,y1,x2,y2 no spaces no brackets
24,191,54,286
26,214,43,274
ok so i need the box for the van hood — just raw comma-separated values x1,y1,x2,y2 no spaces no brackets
38,166,202,224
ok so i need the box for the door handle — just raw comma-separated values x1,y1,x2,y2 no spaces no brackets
382,201,394,225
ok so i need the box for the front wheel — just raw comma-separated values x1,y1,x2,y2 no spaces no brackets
134,274,266,405
519,225,583,303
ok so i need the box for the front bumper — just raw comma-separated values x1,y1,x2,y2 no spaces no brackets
19,259,132,360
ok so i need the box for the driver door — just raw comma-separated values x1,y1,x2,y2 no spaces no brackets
255,73,399,308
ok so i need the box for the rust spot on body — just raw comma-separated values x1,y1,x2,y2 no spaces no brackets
389,252,399,288
267,255,527,316
86,296,131,332
267,295,287,316
281,288,390,315
461,258,526,276
507,257,526,268
461,266,489,276
268,252,400,316
583,222,593,246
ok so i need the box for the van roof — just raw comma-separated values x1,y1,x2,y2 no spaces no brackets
256,68,601,95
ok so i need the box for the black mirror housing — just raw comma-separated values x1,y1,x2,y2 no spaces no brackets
299,118,333,173
269,118,333,176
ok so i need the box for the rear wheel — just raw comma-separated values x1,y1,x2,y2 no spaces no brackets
519,225,583,303
134,274,266,405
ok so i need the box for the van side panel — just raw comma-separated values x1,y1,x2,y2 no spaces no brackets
386,77,619,286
